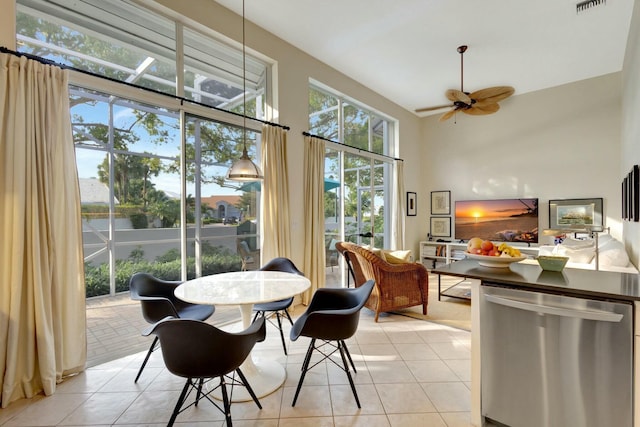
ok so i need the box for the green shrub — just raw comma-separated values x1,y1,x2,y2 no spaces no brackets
129,213,148,229
155,248,180,263
84,251,243,298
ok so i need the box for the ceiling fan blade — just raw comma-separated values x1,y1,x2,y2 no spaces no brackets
469,86,515,104
463,103,500,116
415,104,453,113
439,109,458,121
445,89,471,104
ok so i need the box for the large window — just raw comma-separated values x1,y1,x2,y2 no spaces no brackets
17,0,266,118
17,0,268,296
311,83,396,287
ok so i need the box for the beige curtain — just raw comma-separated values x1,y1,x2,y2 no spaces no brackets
302,135,326,304
0,53,86,408
260,124,291,262
392,159,406,250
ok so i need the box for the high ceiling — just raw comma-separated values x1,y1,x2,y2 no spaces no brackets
215,0,634,116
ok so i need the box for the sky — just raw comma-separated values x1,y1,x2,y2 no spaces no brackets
73,102,239,197
455,199,537,219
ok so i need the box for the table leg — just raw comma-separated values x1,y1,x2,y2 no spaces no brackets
216,303,286,402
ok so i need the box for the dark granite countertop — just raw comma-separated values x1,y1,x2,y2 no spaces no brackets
432,259,640,302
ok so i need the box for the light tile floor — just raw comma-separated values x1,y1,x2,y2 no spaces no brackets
0,306,472,426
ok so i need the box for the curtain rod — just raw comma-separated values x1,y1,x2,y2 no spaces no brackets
302,131,402,161
0,46,290,131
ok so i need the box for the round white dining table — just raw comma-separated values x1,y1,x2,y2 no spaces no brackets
174,270,311,401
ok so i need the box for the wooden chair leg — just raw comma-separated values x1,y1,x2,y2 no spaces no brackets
275,313,288,355
341,340,357,373
168,379,191,426
292,339,315,406
135,335,158,383
235,368,262,409
219,377,233,427
338,341,361,408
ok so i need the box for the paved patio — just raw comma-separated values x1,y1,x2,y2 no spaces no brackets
85,293,242,367
85,268,343,367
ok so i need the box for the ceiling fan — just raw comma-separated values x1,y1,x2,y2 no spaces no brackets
415,45,514,121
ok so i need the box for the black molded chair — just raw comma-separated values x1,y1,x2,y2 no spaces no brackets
143,316,266,427
335,241,357,287
129,272,215,382
289,279,375,408
252,257,304,355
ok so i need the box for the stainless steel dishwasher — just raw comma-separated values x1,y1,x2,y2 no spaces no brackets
480,283,633,427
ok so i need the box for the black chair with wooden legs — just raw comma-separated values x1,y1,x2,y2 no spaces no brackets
289,279,375,408
252,257,304,355
129,272,215,382
143,316,266,426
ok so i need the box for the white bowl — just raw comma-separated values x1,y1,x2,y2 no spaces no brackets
465,252,526,268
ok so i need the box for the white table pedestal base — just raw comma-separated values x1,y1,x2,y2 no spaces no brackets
213,303,286,402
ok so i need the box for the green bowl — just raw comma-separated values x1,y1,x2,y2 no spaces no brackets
536,255,569,272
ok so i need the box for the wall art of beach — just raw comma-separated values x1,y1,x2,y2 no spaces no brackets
454,198,539,243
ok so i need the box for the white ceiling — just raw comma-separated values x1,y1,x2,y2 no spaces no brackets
215,0,634,116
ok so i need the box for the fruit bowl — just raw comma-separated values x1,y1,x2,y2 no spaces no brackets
465,252,526,268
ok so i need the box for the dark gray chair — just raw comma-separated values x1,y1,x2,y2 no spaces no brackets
143,316,266,427
289,279,375,408
252,257,304,355
129,272,215,382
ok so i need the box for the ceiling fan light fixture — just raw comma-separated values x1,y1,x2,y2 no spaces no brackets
415,45,514,121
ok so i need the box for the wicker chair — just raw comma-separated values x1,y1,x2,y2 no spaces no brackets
334,242,428,322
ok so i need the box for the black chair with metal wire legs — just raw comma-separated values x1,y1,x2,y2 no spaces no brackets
129,272,215,383
143,316,266,427
335,241,358,287
252,257,304,355
289,279,375,408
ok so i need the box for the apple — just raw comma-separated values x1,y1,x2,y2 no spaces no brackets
467,237,483,252
481,240,494,252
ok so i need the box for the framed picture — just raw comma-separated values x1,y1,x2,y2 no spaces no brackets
622,176,628,220
430,216,451,237
549,198,603,230
633,165,639,222
431,190,451,215
407,192,417,216
623,165,640,222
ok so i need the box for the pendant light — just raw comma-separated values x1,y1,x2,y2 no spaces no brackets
227,0,263,181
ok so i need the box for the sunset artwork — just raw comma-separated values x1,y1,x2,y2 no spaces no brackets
454,198,539,243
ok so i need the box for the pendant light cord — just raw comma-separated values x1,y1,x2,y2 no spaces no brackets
242,0,248,153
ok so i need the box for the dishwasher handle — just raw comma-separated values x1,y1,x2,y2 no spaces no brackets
484,294,624,322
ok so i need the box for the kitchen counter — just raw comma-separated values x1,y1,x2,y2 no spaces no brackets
432,259,640,301
432,259,640,427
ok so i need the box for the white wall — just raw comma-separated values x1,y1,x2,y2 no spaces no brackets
0,0,15,48
419,72,623,250
622,0,640,266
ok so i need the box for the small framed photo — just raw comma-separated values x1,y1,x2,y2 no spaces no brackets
431,190,451,215
430,216,451,237
549,198,603,229
407,192,417,216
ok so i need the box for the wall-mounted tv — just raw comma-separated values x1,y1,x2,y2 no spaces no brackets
454,198,539,243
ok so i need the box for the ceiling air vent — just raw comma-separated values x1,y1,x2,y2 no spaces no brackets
576,0,606,13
